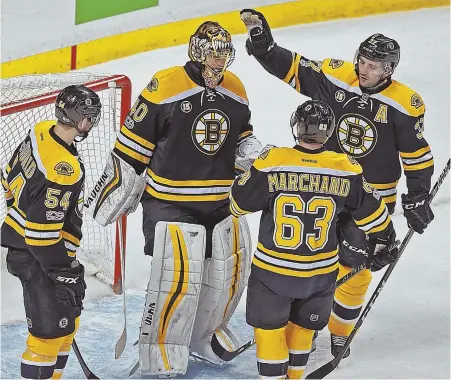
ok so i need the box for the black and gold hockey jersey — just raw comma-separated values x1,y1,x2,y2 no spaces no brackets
254,47,434,209
1,121,84,273
112,61,254,215
230,146,394,298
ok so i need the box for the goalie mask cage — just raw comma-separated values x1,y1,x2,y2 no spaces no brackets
0,73,131,293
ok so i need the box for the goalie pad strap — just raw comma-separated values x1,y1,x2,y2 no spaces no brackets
84,153,145,226
139,221,206,375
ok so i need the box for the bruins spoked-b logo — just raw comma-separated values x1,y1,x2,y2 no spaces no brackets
192,109,230,155
336,114,378,157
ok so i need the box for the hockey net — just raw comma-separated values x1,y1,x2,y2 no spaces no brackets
0,73,131,293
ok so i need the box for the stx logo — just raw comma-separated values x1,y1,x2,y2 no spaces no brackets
144,303,156,326
56,276,78,284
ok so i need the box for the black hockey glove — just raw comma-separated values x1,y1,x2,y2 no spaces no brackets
48,261,87,310
240,9,275,57
401,192,434,234
367,231,399,272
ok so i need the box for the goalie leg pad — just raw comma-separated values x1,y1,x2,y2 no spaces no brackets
84,153,146,226
190,216,252,363
138,221,206,376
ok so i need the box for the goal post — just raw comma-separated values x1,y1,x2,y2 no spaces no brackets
0,73,132,293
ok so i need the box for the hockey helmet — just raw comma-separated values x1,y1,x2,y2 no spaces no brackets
290,100,335,144
188,21,235,88
55,85,102,139
355,33,400,76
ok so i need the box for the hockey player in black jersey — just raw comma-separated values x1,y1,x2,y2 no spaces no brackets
230,99,397,379
85,21,262,376
240,9,434,358
1,85,101,379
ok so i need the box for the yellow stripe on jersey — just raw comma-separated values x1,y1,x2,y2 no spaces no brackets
145,185,229,202
370,181,398,190
366,214,392,234
252,255,339,278
5,215,25,236
25,236,62,247
354,202,386,227
61,231,81,247
402,160,434,171
400,146,431,159
114,140,150,164
147,168,233,187
283,53,301,92
120,126,155,150
383,194,397,204
257,243,338,263
229,196,251,217
25,221,64,231
238,130,253,140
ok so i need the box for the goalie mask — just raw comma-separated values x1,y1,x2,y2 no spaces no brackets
55,85,102,141
188,21,235,89
290,100,335,144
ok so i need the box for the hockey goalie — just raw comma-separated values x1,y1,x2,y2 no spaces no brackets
85,20,264,376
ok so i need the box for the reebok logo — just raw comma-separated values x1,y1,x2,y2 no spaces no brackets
56,276,77,284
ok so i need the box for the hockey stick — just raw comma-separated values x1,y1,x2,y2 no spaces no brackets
72,339,100,379
114,216,127,359
335,264,366,287
211,335,256,361
306,158,450,379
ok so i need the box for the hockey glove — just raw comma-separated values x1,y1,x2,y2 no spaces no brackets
367,232,399,272
48,261,87,310
240,9,275,57
401,192,434,234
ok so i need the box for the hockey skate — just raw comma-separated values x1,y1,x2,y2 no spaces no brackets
330,334,350,359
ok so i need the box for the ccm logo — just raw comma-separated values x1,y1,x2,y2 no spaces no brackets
343,240,367,256
56,276,77,284
404,200,425,209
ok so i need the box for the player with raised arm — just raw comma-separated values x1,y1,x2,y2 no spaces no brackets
240,9,434,358
85,21,262,376
1,85,101,380
230,100,398,379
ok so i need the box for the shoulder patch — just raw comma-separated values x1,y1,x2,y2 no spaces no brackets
411,93,424,109
54,162,74,176
146,77,159,92
329,59,344,69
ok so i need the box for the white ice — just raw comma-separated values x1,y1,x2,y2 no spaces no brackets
1,7,450,379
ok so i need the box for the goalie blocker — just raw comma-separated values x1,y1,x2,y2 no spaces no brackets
84,153,145,225
138,216,252,376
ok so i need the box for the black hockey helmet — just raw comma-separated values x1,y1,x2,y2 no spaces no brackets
290,100,335,144
355,33,400,75
55,85,102,138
